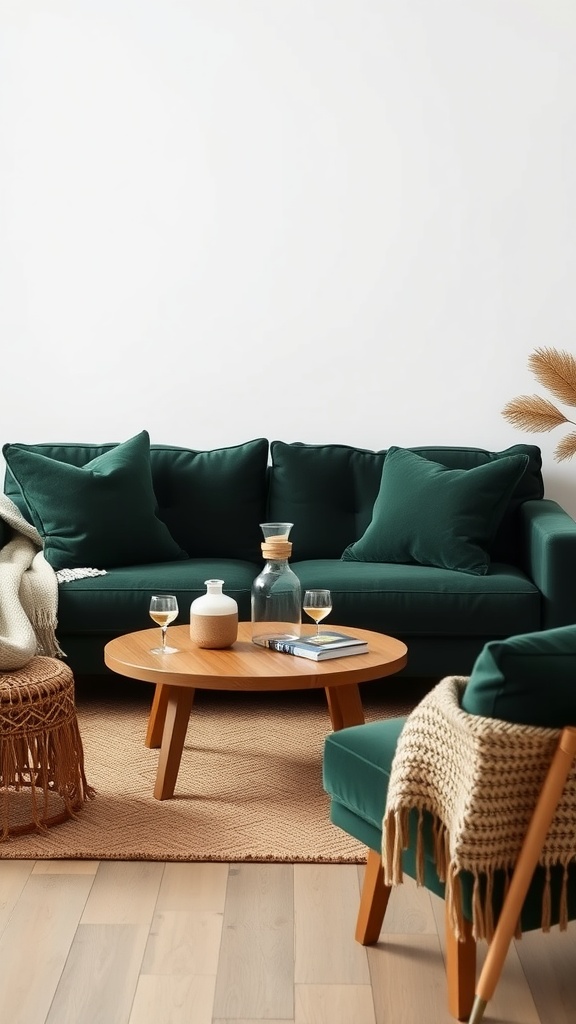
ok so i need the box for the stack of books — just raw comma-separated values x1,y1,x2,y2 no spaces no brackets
259,630,369,661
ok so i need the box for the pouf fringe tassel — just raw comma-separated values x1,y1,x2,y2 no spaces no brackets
1,714,95,840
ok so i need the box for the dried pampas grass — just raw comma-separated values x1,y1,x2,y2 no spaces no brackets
502,348,576,462
528,347,576,405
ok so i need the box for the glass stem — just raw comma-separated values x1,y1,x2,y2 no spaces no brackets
161,626,167,651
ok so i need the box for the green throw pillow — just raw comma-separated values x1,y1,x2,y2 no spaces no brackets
462,626,576,727
2,430,187,570
342,445,529,575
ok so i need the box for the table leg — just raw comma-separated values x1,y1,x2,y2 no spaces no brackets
325,683,365,731
146,683,169,748
153,686,195,800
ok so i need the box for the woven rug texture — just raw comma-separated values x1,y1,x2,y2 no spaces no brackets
0,680,429,862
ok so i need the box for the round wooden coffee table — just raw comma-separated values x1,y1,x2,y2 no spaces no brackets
104,623,408,800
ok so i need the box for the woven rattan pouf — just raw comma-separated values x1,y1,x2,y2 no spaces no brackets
0,656,94,839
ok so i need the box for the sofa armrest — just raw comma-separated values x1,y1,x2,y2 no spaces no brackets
519,499,576,628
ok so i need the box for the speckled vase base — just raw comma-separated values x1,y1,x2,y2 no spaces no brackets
190,612,238,649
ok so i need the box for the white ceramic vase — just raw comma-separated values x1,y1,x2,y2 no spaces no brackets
190,579,238,649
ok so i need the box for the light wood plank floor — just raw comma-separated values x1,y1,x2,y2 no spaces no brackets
0,859,575,1024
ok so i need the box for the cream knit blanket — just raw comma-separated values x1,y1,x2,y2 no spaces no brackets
0,493,65,668
382,675,576,941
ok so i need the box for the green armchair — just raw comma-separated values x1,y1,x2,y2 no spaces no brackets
322,626,576,1022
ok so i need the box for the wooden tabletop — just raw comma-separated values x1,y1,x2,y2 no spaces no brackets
104,622,408,692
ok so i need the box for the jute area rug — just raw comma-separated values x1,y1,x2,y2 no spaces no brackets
0,678,430,863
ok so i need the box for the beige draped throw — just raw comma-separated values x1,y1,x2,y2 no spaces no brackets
382,676,576,941
0,494,64,669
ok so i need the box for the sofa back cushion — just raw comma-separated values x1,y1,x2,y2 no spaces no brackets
267,441,543,562
267,441,387,560
462,625,576,728
4,436,270,563
148,438,269,560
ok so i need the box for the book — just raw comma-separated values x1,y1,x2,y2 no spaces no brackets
257,630,369,661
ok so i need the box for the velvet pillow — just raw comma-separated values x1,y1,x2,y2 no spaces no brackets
2,430,187,570
462,626,576,728
342,445,529,575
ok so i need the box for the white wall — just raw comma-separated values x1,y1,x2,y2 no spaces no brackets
2,1,575,512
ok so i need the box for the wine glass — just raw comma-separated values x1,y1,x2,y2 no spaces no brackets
149,595,179,654
303,589,332,638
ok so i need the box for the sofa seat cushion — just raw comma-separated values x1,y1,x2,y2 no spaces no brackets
292,559,541,637
56,559,259,634
324,716,406,832
323,717,446,900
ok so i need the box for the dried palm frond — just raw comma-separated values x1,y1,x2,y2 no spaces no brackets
554,432,576,463
504,348,576,462
501,395,569,432
529,347,576,407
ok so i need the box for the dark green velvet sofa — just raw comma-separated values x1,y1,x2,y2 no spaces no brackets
3,431,576,679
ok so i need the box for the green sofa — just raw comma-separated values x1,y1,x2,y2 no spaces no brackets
2,431,576,678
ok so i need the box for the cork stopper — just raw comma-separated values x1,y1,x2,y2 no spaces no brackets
261,536,293,560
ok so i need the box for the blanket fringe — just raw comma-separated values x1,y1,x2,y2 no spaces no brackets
383,807,409,887
559,862,569,931
33,610,67,660
415,808,425,881
447,861,464,939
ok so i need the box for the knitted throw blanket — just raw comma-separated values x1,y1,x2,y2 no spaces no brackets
382,675,576,942
0,493,67,669
0,494,108,670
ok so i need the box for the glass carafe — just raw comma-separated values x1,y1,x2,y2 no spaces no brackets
251,523,302,646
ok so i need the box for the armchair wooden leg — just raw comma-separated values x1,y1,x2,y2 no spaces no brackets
445,902,476,1022
355,849,475,1020
355,848,392,945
